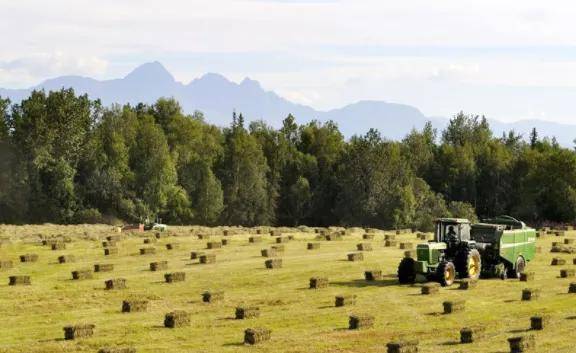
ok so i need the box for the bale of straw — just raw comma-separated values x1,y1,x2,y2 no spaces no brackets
325,233,343,241
150,261,168,271
207,241,222,249
122,299,148,313
335,295,356,307
19,254,38,263
164,272,186,283
307,243,320,250
261,248,277,258
143,238,156,244
421,283,440,295
106,235,120,242
221,239,229,246
507,334,535,353
271,245,285,253
443,300,465,314
72,270,93,280
98,347,136,353
460,326,485,344
385,240,398,247
63,324,95,340
363,233,375,240
568,282,576,293
244,328,271,345
386,340,419,353
347,253,364,262
164,311,190,328
356,243,373,251
58,255,75,264
309,277,329,289
94,263,114,272
349,314,374,330
399,242,413,250
565,238,575,245
520,272,535,282
551,258,566,266
561,268,576,278
51,243,66,250
265,259,282,269
9,275,31,286
200,254,216,264
275,236,289,244
139,248,156,255
270,230,282,237
384,234,396,240
105,278,126,290
102,241,116,248
0,260,13,270
190,251,205,260
364,270,383,281
235,307,260,319
202,291,224,303
522,288,540,301
530,315,550,330
249,236,262,244
197,234,210,240
165,243,179,250
104,247,118,256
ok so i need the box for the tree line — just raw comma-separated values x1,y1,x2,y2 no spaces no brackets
0,88,574,230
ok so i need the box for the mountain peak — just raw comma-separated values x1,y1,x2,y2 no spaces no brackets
240,77,262,90
124,61,174,83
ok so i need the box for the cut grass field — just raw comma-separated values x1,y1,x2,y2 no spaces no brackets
0,224,575,352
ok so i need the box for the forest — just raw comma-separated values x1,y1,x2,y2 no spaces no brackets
0,88,574,230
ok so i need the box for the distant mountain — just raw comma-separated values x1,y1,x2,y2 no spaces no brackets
1,61,575,145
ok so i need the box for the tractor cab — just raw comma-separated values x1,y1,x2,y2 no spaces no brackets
434,218,471,244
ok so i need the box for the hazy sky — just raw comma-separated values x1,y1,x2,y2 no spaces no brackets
2,0,576,123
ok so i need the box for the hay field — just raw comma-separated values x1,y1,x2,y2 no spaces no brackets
0,224,575,353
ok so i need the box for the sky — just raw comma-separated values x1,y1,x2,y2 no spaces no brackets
2,0,576,123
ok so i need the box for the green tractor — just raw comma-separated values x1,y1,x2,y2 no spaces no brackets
397,216,536,286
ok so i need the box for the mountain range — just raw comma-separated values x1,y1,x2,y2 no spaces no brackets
1,61,575,146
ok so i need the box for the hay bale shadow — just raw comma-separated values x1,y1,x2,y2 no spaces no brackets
330,279,397,288
566,315,576,320
439,341,460,346
222,342,246,347
508,328,529,334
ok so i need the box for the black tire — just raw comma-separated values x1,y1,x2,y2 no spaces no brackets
397,257,416,284
508,256,526,279
455,248,482,280
436,261,456,287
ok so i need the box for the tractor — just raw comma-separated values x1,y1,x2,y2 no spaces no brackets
397,216,536,286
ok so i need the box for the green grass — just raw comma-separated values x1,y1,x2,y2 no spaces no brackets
0,225,575,352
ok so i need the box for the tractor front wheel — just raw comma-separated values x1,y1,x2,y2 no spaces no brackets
397,257,416,284
436,261,456,287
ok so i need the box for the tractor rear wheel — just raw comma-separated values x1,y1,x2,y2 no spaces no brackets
456,248,482,280
397,257,416,284
436,261,456,287
508,256,526,279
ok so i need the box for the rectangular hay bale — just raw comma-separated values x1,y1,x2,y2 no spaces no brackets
356,243,373,251
94,263,114,272
105,278,126,290
530,315,549,330
364,270,382,281
72,270,93,280
104,247,118,256
164,311,190,328
19,254,38,263
386,340,419,353
9,275,31,286
235,306,260,319
307,242,320,250
164,272,186,283
349,314,374,330
508,334,535,353
202,291,224,303
261,248,277,258
347,252,364,261
200,254,216,264
207,241,222,249
122,299,148,313
443,300,465,314
265,258,282,269
139,248,156,255
150,261,168,271
335,295,356,307
244,328,271,345
58,255,75,264
421,283,440,295
309,277,329,289
522,288,540,301
63,324,95,340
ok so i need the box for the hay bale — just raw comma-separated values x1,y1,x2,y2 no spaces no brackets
265,258,282,269
165,243,179,250
244,328,271,345
197,234,210,240
72,269,93,280
106,235,120,242
335,295,356,307
9,275,31,286
364,270,383,281
164,272,186,283
104,247,118,256
520,272,535,282
98,347,136,353
507,334,535,353
307,242,320,250
0,260,13,270
102,241,116,248
249,236,262,244
58,255,75,264
309,277,329,289
325,233,343,241
51,242,66,250
261,248,277,258
200,254,216,264
384,234,396,240
235,306,260,319
150,261,168,271
356,243,373,251
122,299,148,313
568,282,576,293
190,251,205,260
143,238,156,244
443,300,465,314
561,268,576,278
139,247,156,255
270,230,282,237
522,288,540,301
347,252,364,262
271,245,285,253
221,239,229,246
94,263,114,272
164,311,190,328
399,242,413,250
105,278,126,290
530,315,550,330
202,291,224,303
19,254,38,263
362,233,375,240
421,283,440,295
63,324,95,340
565,238,575,245
207,241,222,249
385,240,398,247
349,314,374,330
460,327,485,344
386,340,419,353
551,258,566,266
275,236,289,244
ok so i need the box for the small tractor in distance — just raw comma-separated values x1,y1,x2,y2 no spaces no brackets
397,216,536,286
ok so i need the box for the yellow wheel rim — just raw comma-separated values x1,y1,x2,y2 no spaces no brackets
445,267,454,281
468,256,480,277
